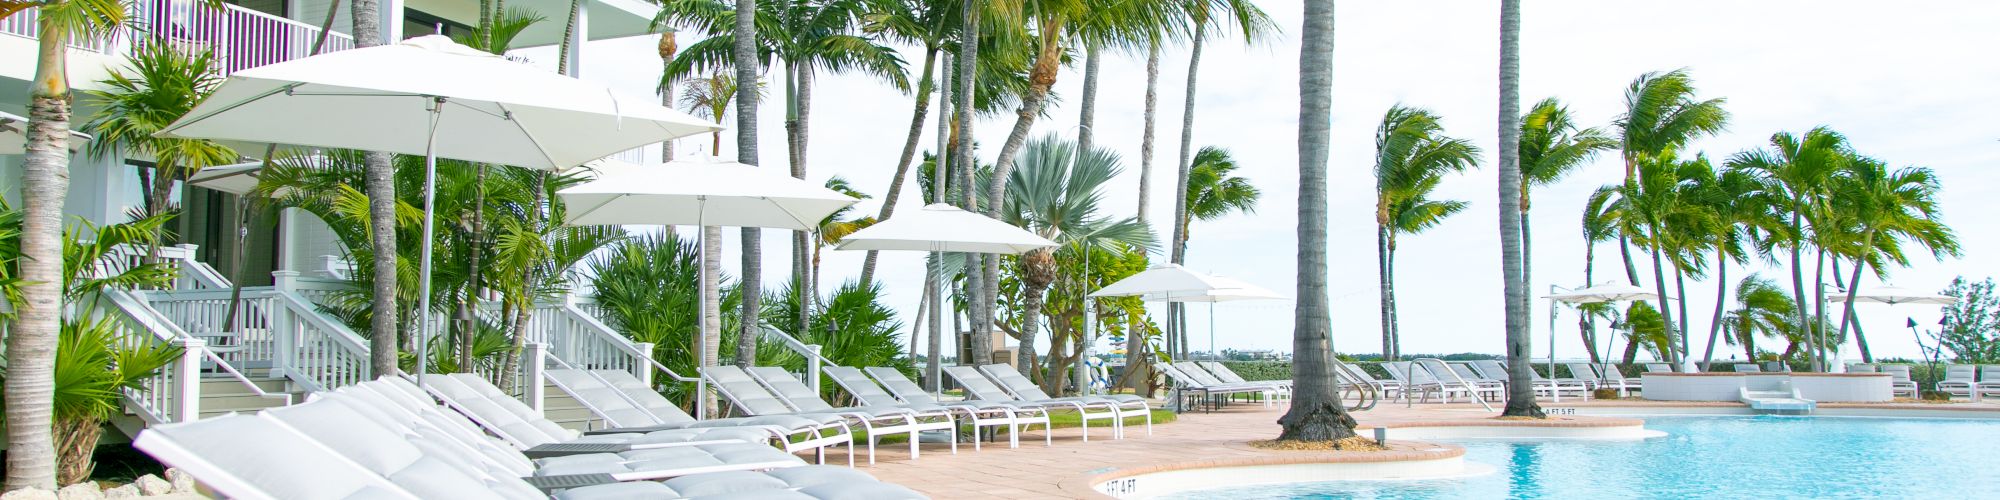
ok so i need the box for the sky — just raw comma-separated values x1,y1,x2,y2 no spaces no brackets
519,0,2000,363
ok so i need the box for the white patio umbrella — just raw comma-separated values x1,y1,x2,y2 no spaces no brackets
560,159,857,229
158,35,722,383
834,203,1056,393
185,161,268,196
1,109,92,154
1824,285,1957,373
558,158,857,416
1091,264,1238,399
1545,283,1666,376
1139,276,1286,359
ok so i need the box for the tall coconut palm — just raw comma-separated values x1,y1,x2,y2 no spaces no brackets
1516,97,1614,317
1726,127,1846,369
1167,0,1272,264
1613,69,1727,366
1179,146,1259,265
658,29,679,159
347,0,401,383
1495,0,1541,417
1277,0,1356,443
855,0,1032,285
8,0,129,487
1828,157,1959,363
1372,105,1479,360
1003,135,1156,379
680,72,760,154
731,0,763,369
1686,167,1781,369
811,177,874,313
659,0,911,338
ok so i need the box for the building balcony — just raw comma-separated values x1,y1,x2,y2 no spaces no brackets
2,0,356,84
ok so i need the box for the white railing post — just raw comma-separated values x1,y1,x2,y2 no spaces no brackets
526,342,547,416
269,279,297,379
806,344,823,395
634,342,655,386
272,270,299,293
173,337,206,422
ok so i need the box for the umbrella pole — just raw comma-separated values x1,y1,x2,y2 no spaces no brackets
415,97,445,387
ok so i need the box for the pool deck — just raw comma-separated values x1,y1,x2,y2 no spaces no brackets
839,398,2000,498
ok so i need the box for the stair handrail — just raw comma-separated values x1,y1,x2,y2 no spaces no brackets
97,289,198,423
1407,358,1494,412
266,290,372,392
757,325,831,392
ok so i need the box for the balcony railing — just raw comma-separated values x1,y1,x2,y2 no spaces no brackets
2,0,356,73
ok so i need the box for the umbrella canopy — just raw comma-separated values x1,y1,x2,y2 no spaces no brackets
558,159,858,230
833,203,1055,255
1,110,92,154
158,35,719,169
1545,282,1662,304
185,161,269,196
1141,276,1286,303
1090,263,1237,298
1827,286,1958,306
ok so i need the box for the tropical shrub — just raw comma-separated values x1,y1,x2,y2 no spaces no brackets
763,279,913,402
585,232,790,404
1938,277,2000,363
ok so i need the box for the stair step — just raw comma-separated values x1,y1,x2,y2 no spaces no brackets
199,377,290,396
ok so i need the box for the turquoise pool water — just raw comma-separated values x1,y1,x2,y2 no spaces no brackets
1166,416,2000,499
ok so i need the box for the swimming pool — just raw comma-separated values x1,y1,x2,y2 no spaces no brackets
1165,416,2000,498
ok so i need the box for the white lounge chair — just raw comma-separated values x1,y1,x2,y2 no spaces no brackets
944,365,1123,442
743,366,960,462
1156,363,1272,412
1643,363,1675,373
824,365,1049,450
1384,361,1498,403
1169,361,1287,407
1733,363,1762,373
1938,364,1978,399
1339,360,1403,398
1197,361,1294,392
1881,364,1920,398
979,364,1153,438
1978,365,2000,399
549,370,858,461
1472,360,1586,398
419,373,851,464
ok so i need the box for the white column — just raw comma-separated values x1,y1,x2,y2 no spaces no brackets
173,338,207,422
525,342,547,415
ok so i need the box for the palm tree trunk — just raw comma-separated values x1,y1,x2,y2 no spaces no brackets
1019,281,1046,377
1701,250,1727,370
1619,235,1641,285
1137,40,1161,223
1812,249,1827,369
1171,24,1206,266
953,0,990,365
1622,330,1640,364
556,0,584,74
7,25,72,488
1496,0,1540,418
1077,44,1101,154
460,164,489,371
1581,241,1599,362
497,173,547,390
1673,262,1691,363
1278,0,1358,441
925,255,944,390
859,47,939,285
1787,208,1814,370
1644,225,1682,367
1742,329,1757,363
733,0,763,366
1837,234,1875,363
978,30,1061,364
787,65,814,340
1376,225,1394,360
911,274,931,360
701,225,723,416
351,0,401,379
1520,204,1533,339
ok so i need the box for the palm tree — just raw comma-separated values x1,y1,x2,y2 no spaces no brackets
1372,105,1478,360
1179,146,1260,266
1828,156,1959,362
1687,167,1781,369
1495,0,1542,417
732,0,763,368
659,0,911,338
1168,0,1273,265
1726,127,1845,369
82,44,238,228
1722,275,1795,362
1002,135,1157,379
347,0,401,384
658,29,680,159
680,72,759,154
9,0,129,487
1517,97,1614,316
1277,0,1356,443
1612,69,1727,367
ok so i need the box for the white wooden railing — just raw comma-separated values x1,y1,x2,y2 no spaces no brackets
2,0,356,72
97,290,204,424
142,272,371,393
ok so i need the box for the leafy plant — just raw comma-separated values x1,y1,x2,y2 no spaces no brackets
1939,277,2000,363
43,316,181,484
